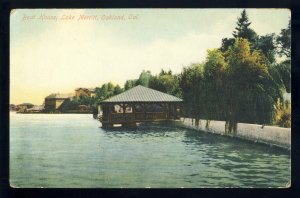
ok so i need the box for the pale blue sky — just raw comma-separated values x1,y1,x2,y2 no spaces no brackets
10,9,290,104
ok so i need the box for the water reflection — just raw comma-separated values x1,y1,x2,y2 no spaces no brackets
183,127,290,187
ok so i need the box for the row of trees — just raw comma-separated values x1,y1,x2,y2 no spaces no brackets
181,38,284,132
180,10,290,131
124,69,182,98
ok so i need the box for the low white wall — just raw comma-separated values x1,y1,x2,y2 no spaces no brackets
177,118,291,149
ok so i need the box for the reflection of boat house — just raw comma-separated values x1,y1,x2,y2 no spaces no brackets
100,85,183,128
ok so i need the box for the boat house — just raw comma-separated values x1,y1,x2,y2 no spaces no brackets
99,85,183,128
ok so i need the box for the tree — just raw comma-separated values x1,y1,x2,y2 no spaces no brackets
224,38,282,132
254,34,277,64
221,9,258,52
135,70,152,87
270,60,291,93
276,19,291,58
203,49,227,121
94,82,116,101
179,63,205,120
220,38,235,52
149,69,182,98
114,84,123,95
59,97,80,112
274,98,291,128
124,79,137,90
79,95,91,106
232,9,258,43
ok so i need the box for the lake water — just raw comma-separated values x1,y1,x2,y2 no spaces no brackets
9,112,290,188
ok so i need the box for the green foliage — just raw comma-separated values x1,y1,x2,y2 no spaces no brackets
180,38,285,133
222,9,258,52
114,85,123,95
92,82,124,109
95,82,116,101
221,9,278,65
276,19,291,58
274,98,291,128
136,70,152,87
254,34,277,64
220,38,235,52
59,98,80,111
203,49,227,120
232,9,258,44
124,79,137,90
225,38,281,126
277,60,291,93
180,63,205,118
149,69,182,98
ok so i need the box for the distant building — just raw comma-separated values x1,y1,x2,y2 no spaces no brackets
27,105,44,113
75,88,96,97
44,93,74,112
17,103,34,113
10,104,18,111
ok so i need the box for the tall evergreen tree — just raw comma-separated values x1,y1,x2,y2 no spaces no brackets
221,9,258,52
232,9,258,43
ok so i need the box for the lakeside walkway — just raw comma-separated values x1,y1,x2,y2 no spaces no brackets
177,118,291,150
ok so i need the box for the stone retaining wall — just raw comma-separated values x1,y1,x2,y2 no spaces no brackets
177,118,291,149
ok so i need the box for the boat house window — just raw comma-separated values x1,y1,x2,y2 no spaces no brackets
114,104,133,113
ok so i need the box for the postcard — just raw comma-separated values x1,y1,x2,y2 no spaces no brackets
10,9,291,188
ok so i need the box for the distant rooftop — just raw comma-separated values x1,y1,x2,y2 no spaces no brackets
28,105,44,111
102,85,183,103
45,93,74,99
75,88,95,92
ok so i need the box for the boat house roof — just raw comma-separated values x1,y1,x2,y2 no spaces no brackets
102,85,183,103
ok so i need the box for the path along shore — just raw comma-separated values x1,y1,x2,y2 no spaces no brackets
176,118,291,150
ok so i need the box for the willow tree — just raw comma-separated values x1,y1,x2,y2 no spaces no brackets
180,63,205,124
203,49,227,122
225,38,281,133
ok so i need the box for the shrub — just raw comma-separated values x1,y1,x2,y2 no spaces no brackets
274,98,291,128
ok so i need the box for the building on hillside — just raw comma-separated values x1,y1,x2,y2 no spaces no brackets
75,88,96,97
44,93,74,112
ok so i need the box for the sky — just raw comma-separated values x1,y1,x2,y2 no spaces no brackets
10,9,290,105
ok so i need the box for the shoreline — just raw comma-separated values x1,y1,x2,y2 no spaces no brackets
10,112,291,150
175,118,291,150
